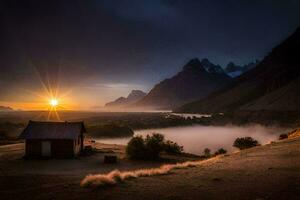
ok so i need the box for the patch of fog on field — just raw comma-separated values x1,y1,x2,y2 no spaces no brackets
96,125,290,155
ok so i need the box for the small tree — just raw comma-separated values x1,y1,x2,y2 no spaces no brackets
126,135,145,159
233,137,259,150
203,148,211,158
214,148,227,156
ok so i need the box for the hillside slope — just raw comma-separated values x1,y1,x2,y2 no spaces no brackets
1,134,299,199
100,137,300,200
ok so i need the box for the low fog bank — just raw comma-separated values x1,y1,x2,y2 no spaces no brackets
135,125,290,154
95,124,290,155
92,106,172,113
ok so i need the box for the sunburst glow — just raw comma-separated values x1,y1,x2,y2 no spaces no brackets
49,99,59,107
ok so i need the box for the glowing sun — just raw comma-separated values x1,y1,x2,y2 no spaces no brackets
49,99,59,107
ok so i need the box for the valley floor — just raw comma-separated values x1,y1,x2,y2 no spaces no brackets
0,137,300,200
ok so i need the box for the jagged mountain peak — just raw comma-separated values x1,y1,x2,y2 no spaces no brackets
225,60,259,77
133,58,232,109
201,58,214,66
182,58,206,72
127,90,147,100
201,58,225,74
182,57,225,74
105,90,147,108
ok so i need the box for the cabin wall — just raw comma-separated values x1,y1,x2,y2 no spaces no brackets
26,140,41,157
25,139,76,158
51,139,75,158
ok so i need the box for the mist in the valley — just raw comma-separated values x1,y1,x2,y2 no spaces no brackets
97,125,290,155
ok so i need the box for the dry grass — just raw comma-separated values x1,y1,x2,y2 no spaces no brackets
80,157,219,188
288,129,300,139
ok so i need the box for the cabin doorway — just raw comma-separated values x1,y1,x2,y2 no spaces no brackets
41,141,51,157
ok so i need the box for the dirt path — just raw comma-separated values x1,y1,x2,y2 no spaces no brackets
1,138,300,200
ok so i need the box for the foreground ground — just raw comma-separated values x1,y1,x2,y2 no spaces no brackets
0,137,300,200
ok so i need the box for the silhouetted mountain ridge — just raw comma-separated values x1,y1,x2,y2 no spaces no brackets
176,26,300,115
201,58,225,74
0,106,13,111
224,61,259,77
133,58,232,109
105,90,147,108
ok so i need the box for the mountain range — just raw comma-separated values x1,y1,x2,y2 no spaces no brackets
175,27,300,119
201,58,225,74
0,106,13,111
105,57,257,110
132,58,232,109
105,90,147,108
224,61,259,77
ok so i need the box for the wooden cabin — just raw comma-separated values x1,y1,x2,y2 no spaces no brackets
19,121,86,158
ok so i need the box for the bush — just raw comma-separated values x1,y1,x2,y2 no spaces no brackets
279,133,288,140
214,148,227,156
164,140,183,154
126,133,183,160
144,133,165,159
233,137,259,150
126,135,145,159
203,148,211,158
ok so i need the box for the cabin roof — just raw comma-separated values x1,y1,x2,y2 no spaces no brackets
19,121,86,140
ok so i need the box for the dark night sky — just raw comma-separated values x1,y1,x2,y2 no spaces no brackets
0,0,300,109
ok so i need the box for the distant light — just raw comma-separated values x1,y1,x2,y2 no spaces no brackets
50,99,58,107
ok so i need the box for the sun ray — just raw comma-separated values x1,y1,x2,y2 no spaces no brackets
54,109,61,121
19,57,76,117
47,110,52,121
28,60,52,98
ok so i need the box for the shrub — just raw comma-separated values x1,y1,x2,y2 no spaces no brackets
214,148,227,156
233,137,259,150
126,135,145,159
203,148,211,158
164,140,183,154
279,133,288,140
126,133,183,160
144,133,165,159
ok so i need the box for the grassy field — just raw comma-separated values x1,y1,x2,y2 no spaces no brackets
0,135,299,200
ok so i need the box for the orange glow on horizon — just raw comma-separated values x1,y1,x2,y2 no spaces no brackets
0,84,80,122
0,98,79,111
